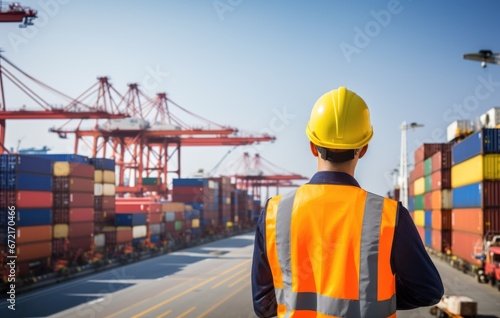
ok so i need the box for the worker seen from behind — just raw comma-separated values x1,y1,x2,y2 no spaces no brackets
251,87,444,317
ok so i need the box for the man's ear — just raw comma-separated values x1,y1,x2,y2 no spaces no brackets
310,142,319,157
358,145,368,159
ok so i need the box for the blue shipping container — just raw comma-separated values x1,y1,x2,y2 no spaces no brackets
452,182,482,208
115,213,147,226
452,129,500,165
150,234,161,244
424,229,432,247
424,211,432,228
172,178,208,187
89,158,115,171
408,196,415,212
0,155,53,174
132,237,145,246
16,209,53,226
191,227,201,237
33,154,89,164
1,172,53,191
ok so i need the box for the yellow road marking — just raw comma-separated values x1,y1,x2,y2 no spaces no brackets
105,280,190,318
210,268,248,289
177,306,196,318
156,310,172,318
131,259,251,318
228,273,250,288
196,282,250,318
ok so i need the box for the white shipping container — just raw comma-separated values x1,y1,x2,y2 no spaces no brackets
165,212,175,222
149,123,182,131
479,107,500,128
94,233,106,247
132,225,147,239
149,223,161,235
441,189,452,210
447,120,473,142
103,118,150,131
103,184,116,196
94,184,103,196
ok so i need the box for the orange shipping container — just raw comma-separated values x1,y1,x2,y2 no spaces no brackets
451,231,483,266
431,210,451,230
17,241,52,262
452,208,483,234
430,189,452,210
17,225,52,244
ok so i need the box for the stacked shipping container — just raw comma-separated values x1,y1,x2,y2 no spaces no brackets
49,156,95,259
90,158,116,252
0,155,54,276
451,129,500,265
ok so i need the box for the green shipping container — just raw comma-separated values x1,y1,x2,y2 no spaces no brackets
425,175,432,193
143,177,161,185
174,220,184,231
424,157,433,176
414,194,424,210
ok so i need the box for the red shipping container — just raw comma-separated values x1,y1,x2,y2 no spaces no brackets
17,225,52,244
115,203,148,213
54,177,94,193
69,236,92,252
185,220,192,229
171,186,207,195
68,222,94,238
95,196,116,210
424,192,432,210
17,241,52,262
408,181,414,197
104,210,115,226
94,208,105,223
4,191,53,208
54,193,94,208
414,143,449,163
431,169,451,191
451,231,483,265
483,181,500,208
52,238,67,256
174,211,184,221
164,221,176,233
54,208,94,223
148,212,162,224
431,229,452,253
431,150,452,172
413,161,425,180
431,209,451,230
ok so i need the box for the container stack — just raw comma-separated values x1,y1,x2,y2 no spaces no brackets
211,176,234,228
0,155,54,277
162,202,186,241
90,158,116,252
172,178,219,228
48,155,95,260
451,128,500,265
427,146,453,253
409,143,451,245
231,189,250,227
115,199,149,248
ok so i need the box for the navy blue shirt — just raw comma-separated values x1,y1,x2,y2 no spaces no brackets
251,171,444,317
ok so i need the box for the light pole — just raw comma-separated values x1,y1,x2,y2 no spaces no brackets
400,121,424,208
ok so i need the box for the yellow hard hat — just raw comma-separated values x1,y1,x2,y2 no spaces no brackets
306,86,373,150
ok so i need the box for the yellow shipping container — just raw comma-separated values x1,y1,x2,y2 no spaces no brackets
103,171,116,184
452,154,500,188
413,177,425,195
53,224,69,238
413,210,425,227
192,219,200,228
161,202,185,212
94,170,104,183
53,162,71,177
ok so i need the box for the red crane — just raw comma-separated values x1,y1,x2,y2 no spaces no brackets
220,152,308,200
0,2,36,27
50,84,276,196
0,54,128,154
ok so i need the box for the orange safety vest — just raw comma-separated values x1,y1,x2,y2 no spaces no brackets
265,184,398,318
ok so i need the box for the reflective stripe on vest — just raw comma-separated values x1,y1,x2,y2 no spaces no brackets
265,184,398,318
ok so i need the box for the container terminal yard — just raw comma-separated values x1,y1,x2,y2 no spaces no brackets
2,1,500,318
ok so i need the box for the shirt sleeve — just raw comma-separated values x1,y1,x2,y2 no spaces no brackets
392,204,444,310
251,206,278,318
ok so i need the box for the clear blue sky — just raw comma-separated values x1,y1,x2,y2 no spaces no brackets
1,0,500,197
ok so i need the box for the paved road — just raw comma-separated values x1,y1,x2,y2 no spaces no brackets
1,233,499,318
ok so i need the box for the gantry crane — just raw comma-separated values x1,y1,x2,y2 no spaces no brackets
50,83,276,196
0,1,37,27
0,54,128,154
219,152,307,200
